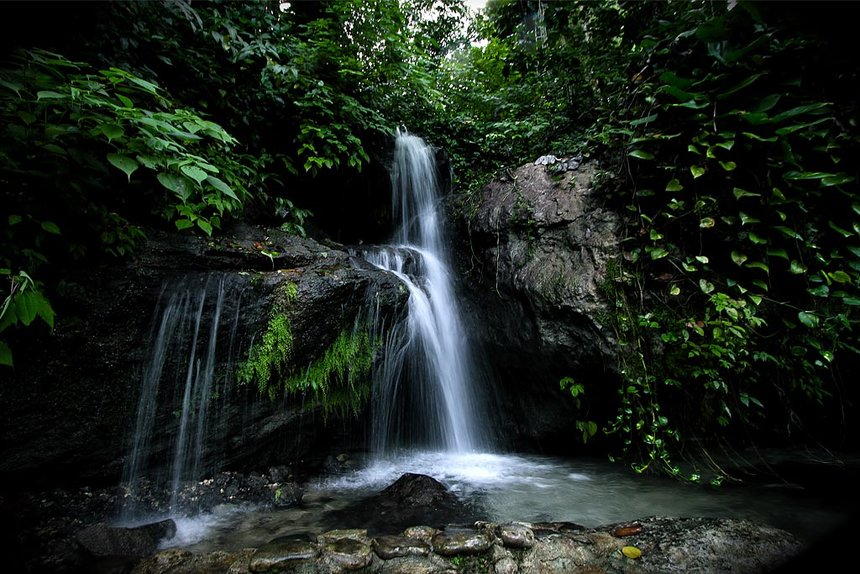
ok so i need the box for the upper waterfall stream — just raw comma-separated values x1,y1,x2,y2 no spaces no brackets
365,129,486,455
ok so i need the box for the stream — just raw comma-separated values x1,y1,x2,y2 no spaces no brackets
162,449,856,554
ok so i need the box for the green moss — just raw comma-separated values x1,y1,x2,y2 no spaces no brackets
237,280,378,415
237,311,294,400
285,326,378,417
236,282,298,400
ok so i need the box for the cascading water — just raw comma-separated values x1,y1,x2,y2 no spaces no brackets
121,274,247,519
366,128,486,455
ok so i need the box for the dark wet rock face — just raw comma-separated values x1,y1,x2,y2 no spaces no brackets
456,161,621,450
1,223,407,494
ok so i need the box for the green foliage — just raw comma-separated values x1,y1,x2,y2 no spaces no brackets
0,270,55,367
1,49,253,236
587,1,859,475
284,327,378,417
236,281,377,416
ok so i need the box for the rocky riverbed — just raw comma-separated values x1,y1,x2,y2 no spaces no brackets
1,471,822,574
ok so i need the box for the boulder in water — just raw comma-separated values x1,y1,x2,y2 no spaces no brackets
321,473,481,535
76,518,176,558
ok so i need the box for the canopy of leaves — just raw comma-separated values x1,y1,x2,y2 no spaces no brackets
1,0,857,477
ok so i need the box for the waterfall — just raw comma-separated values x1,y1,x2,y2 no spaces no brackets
121,274,246,518
367,129,486,454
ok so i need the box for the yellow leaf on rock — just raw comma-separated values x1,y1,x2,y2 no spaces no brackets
622,546,642,559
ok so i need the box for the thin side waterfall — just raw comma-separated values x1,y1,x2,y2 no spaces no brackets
366,128,486,455
121,274,245,519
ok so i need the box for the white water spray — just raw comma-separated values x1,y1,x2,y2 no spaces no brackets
367,129,485,454
121,274,245,519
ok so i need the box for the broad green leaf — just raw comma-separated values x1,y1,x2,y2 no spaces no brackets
846,246,860,259
15,291,38,325
828,270,852,283
822,174,856,186
695,255,709,264
196,219,213,235
662,85,696,101
745,261,770,273
717,73,764,99
775,117,831,136
630,113,658,126
137,155,160,169
748,232,767,244
790,260,807,274
829,221,853,238
205,176,240,201
157,172,193,201
754,94,782,113
797,311,819,328
690,165,705,178
741,112,771,125
674,99,709,109
106,154,139,181
0,341,12,367
733,187,760,200
751,279,769,291
180,164,208,184
731,251,748,266
42,143,66,155
699,217,715,228
99,123,125,141
628,149,654,160
40,221,60,235
18,111,36,124
773,226,802,240
719,161,737,171
0,79,24,96
36,90,65,100
783,171,833,181
699,279,714,294
648,247,669,260
174,218,194,230
116,93,134,108
670,285,681,296
8,215,22,226
126,75,161,95
742,131,778,142
659,71,694,89
739,212,760,225
767,248,789,260
665,178,683,192
808,284,829,297
771,102,830,122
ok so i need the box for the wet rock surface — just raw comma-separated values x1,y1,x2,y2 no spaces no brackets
1,471,816,574
127,516,802,574
319,473,484,536
458,160,622,450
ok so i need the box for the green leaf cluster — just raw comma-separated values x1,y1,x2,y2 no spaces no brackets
589,1,859,475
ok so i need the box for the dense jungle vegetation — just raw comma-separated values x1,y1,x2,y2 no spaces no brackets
1,0,858,479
